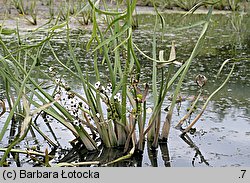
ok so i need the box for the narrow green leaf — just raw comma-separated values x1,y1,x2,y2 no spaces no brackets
92,24,129,53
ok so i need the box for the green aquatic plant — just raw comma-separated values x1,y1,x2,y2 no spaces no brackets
173,0,201,11
12,0,25,14
76,0,93,25
0,19,88,165
11,0,38,25
48,0,55,18
137,0,174,9
228,0,241,11
0,0,241,166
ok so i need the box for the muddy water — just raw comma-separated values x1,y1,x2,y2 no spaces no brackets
0,12,250,167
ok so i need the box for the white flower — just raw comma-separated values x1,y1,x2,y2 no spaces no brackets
95,81,101,89
114,93,121,102
146,107,152,114
73,120,79,126
107,83,112,91
54,93,61,101
83,105,89,110
96,113,100,118
48,67,54,72
104,88,110,95
69,98,75,105
55,78,60,84
100,86,105,92
105,83,112,97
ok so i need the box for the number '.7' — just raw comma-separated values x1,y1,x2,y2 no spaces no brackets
241,170,246,178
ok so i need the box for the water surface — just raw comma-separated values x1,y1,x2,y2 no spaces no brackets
0,12,250,167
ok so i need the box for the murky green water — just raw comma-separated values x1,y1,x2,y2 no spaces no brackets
0,12,250,167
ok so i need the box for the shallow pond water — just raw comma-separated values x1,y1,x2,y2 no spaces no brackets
0,12,250,167
133,13,250,167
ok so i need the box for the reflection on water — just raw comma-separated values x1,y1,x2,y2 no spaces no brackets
180,133,210,167
0,12,250,167
46,141,171,167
